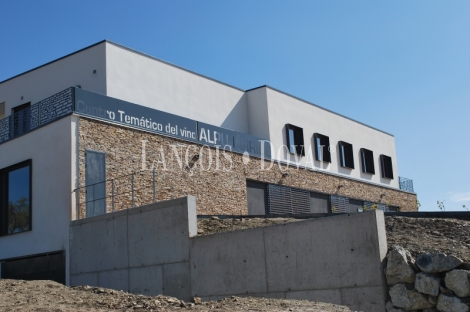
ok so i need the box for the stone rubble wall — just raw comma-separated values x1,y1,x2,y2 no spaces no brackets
77,117,417,217
385,245,470,312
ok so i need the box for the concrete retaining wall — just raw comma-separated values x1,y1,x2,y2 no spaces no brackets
69,196,388,312
70,197,197,299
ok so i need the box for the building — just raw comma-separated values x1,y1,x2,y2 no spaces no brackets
0,40,416,285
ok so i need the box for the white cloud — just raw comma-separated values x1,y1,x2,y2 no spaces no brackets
450,192,470,203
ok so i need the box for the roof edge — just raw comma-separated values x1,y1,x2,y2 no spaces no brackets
101,41,245,92
0,40,108,85
0,40,394,137
0,39,246,93
263,85,394,137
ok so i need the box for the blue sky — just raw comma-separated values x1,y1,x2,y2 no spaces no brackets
1,1,469,211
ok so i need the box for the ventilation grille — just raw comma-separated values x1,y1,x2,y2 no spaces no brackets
329,195,349,213
267,184,310,214
364,201,389,212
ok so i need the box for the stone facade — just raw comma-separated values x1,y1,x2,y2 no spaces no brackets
77,117,417,217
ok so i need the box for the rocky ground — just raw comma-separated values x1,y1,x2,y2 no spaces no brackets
385,216,470,262
197,217,300,235
198,215,470,261
0,279,352,312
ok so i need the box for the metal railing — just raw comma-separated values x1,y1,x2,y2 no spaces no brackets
399,176,414,193
73,169,158,219
0,88,74,145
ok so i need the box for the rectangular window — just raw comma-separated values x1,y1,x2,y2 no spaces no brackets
285,124,305,156
11,102,31,137
339,141,354,169
314,133,331,162
0,160,32,236
0,102,5,119
360,148,375,174
380,154,394,179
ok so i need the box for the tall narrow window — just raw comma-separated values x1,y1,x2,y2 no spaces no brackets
314,133,331,162
360,148,375,174
380,154,394,179
11,102,31,137
85,150,107,217
0,160,32,236
339,141,354,169
285,124,305,156
0,102,5,119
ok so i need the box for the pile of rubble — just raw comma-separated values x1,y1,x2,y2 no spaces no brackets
385,245,470,312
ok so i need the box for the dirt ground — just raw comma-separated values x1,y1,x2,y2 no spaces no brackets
198,215,470,262
385,216,470,262
0,279,352,312
197,217,301,235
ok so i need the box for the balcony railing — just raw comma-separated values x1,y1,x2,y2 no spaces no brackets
399,176,414,193
73,170,159,220
0,87,74,145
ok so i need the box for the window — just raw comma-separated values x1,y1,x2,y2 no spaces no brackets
0,160,32,236
11,102,31,137
360,148,375,174
314,133,331,162
0,102,5,119
339,141,354,169
380,154,394,179
285,124,305,156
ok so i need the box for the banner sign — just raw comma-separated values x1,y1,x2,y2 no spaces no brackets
74,88,271,159
198,122,272,158
75,88,198,142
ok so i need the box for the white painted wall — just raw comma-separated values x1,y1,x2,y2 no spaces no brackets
0,43,106,117
105,42,249,133
246,87,270,140
262,87,399,188
0,116,75,284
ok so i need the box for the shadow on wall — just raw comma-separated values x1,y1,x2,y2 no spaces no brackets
282,124,300,163
336,141,352,176
310,135,329,171
358,149,373,181
220,94,249,133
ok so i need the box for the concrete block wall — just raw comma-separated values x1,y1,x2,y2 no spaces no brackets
69,196,388,312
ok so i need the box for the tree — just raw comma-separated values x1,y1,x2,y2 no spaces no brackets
8,196,30,234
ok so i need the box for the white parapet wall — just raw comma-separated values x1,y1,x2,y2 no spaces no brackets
69,196,388,312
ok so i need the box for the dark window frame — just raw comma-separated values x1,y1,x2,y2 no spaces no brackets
338,141,354,169
285,124,305,156
314,133,331,163
380,154,394,179
0,159,32,236
360,148,375,175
